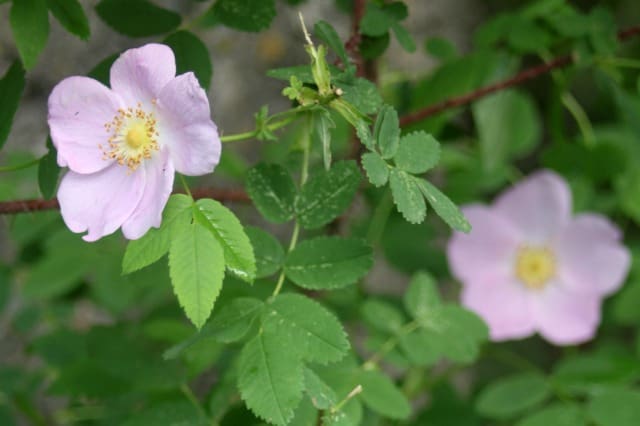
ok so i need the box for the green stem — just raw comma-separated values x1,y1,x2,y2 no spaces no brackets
596,56,640,69
363,321,421,369
220,113,299,143
271,115,312,298
179,174,193,199
0,157,41,173
181,383,209,421
560,91,596,147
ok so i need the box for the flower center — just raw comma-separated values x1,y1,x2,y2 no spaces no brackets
515,246,555,290
102,103,159,171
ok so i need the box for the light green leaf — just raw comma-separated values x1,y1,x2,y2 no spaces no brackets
476,373,550,420
246,227,285,278
389,169,426,224
314,108,334,171
415,178,471,232
95,0,181,37
38,137,59,199
285,236,373,290
403,271,441,320
361,152,389,187
267,293,350,364
194,198,256,282
517,403,585,426
295,160,361,229
168,220,225,329
10,0,49,69
210,0,276,32
47,0,90,40
374,105,400,159
361,299,405,334
122,194,192,274
473,89,541,172
394,131,441,174
314,20,348,65
336,77,383,115
587,388,640,426
304,367,337,409
164,30,212,89
246,163,297,223
238,320,304,426
358,369,411,419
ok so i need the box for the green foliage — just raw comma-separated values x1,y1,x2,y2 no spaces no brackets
314,20,349,66
246,163,297,223
0,61,25,150
10,0,49,70
476,373,551,419
394,131,441,174
358,369,411,419
96,0,181,37
587,388,640,426
517,403,586,426
389,169,426,224
46,0,90,40
37,138,59,199
295,160,361,229
209,0,276,32
285,236,373,289
374,105,401,159
246,227,285,278
361,152,388,187
164,30,213,89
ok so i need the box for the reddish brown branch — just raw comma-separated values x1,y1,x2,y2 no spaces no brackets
399,25,640,127
0,188,249,215
345,0,367,77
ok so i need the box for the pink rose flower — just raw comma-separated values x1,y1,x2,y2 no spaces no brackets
48,44,221,241
447,170,630,345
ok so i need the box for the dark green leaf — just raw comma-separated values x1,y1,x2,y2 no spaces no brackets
47,0,90,40
314,20,349,65
336,77,383,115
164,30,213,89
210,0,276,32
285,236,373,289
403,271,441,320
95,0,181,37
246,227,285,278
391,22,416,52
0,62,25,151
361,152,389,187
374,105,400,159
10,0,49,69
588,388,640,426
358,369,411,419
389,169,426,224
295,160,361,229
394,131,441,174
415,179,471,232
360,2,393,37
361,299,405,334
517,403,585,426
38,137,59,199
476,373,550,420
246,163,297,223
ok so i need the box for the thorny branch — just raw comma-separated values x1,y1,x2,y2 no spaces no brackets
1,26,640,215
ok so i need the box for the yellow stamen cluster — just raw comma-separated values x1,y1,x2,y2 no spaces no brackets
515,245,556,290
101,103,159,171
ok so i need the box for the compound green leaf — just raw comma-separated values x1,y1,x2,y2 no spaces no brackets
476,373,550,420
358,369,411,419
195,198,256,282
10,0,49,69
295,160,361,229
246,227,285,278
238,320,304,426
267,293,350,364
246,163,297,223
168,220,225,329
389,169,426,224
164,30,212,89
285,236,373,290
361,152,389,187
96,0,181,37
394,131,441,174
415,178,471,232
210,0,276,32
47,0,90,40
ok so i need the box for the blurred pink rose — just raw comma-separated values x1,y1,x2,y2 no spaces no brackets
48,44,220,241
447,170,630,345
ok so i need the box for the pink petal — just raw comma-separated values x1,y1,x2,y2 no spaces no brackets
447,205,521,285
530,281,600,345
58,164,145,242
494,170,571,244
110,44,176,106
461,275,535,341
121,150,175,240
48,76,123,174
156,72,221,176
555,213,630,296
